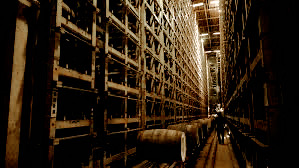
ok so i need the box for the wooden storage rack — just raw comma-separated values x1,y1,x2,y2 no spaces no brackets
46,0,207,167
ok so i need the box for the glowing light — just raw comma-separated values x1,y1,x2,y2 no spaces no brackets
210,0,219,5
193,3,204,7
200,33,208,36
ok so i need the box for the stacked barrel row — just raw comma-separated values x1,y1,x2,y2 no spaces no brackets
137,118,214,162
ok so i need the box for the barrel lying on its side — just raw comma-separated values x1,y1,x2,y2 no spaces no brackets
167,124,199,153
200,119,208,140
137,129,186,162
186,125,200,148
190,122,203,147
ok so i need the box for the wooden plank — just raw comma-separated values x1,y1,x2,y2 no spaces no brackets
56,120,91,129
108,46,126,60
128,29,139,43
55,134,90,142
132,160,151,168
108,81,139,95
127,58,138,67
61,17,91,41
126,0,139,18
105,147,136,165
5,6,29,166
55,66,93,82
108,118,140,124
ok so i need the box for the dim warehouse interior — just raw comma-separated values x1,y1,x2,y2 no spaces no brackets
1,0,296,167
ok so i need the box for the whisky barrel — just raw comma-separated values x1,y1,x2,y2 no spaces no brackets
137,129,186,162
190,122,203,147
206,118,212,131
199,119,208,140
167,124,187,133
186,125,200,147
200,118,208,125
167,124,199,153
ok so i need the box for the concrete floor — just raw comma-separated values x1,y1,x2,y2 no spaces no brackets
194,130,239,168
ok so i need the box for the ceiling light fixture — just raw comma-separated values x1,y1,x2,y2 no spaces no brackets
210,0,219,5
213,32,220,35
200,33,209,36
193,3,204,7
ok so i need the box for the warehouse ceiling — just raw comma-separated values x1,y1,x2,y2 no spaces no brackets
192,0,221,112
192,0,220,53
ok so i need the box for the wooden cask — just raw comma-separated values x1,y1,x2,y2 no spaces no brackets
137,129,186,162
199,119,208,140
186,125,200,147
190,122,203,147
167,124,199,152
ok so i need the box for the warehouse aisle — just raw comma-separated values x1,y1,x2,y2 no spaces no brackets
214,136,239,168
194,130,239,168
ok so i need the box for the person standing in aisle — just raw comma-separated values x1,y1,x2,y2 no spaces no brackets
215,113,224,144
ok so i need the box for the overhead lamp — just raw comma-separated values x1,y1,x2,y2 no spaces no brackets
210,0,219,4
205,50,220,53
200,33,209,36
213,32,220,35
193,3,204,7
